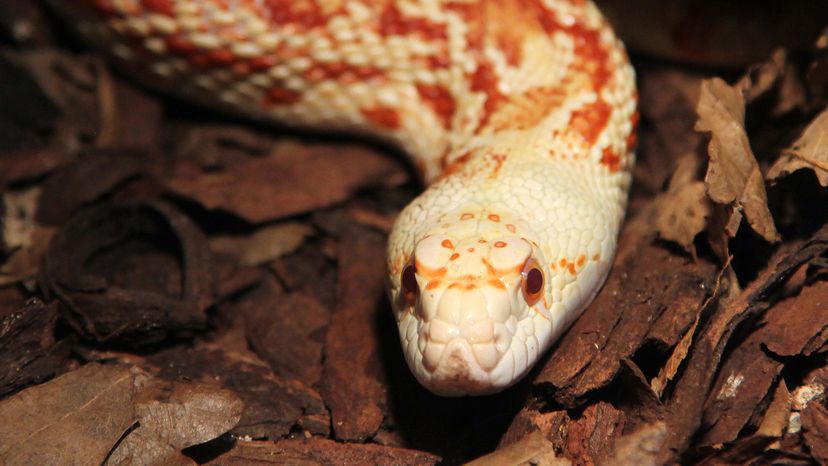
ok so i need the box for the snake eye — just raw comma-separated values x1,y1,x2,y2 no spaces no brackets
521,259,544,305
401,264,419,303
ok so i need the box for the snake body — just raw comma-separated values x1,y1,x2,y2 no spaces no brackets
56,0,636,395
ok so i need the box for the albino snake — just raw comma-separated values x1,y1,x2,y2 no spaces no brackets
54,0,637,396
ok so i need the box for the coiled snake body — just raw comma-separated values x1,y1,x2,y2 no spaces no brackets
56,0,637,395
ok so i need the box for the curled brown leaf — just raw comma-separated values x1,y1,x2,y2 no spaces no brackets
695,77,780,242
767,108,828,186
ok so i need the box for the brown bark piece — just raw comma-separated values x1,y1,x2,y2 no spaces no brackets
165,141,407,223
96,75,162,148
0,363,136,466
0,54,59,156
658,224,828,463
241,275,330,386
700,280,827,446
802,402,828,464
763,280,828,357
696,77,779,242
10,50,104,144
321,218,388,441
36,149,146,225
205,438,440,466
147,346,329,439
564,402,626,465
269,239,338,311
41,202,213,345
700,327,782,445
536,232,715,407
0,290,65,396
107,378,243,466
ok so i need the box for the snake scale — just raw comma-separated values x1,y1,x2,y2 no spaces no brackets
54,0,637,396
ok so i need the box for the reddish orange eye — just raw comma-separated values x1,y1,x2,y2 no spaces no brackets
521,259,544,305
401,264,419,302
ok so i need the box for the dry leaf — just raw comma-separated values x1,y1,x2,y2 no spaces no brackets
757,381,792,438
205,438,440,465
210,222,314,266
465,430,567,466
146,345,329,440
652,154,710,253
106,379,243,466
696,77,780,242
736,49,787,104
767,108,828,186
600,422,666,466
0,363,136,466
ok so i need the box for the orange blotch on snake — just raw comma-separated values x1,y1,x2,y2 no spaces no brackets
488,214,500,222
440,151,472,179
416,83,456,129
166,35,196,55
264,87,302,106
567,263,577,275
488,279,506,290
488,154,507,179
206,48,236,66
305,62,383,83
467,247,475,253
470,61,506,132
593,254,601,261
141,0,173,15
506,224,516,233
460,213,474,220
415,261,447,280
426,280,442,290
449,253,460,261
494,241,507,248
600,147,621,173
361,106,401,129
379,4,447,40
577,255,586,267
478,239,487,243
249,54,279,70
568,99,612,146
441,239,454,249
265,1,328,29
533,3,613,92
232,62,252,77
559,258,567,267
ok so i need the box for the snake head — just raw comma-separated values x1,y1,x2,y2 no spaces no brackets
390,227,555,396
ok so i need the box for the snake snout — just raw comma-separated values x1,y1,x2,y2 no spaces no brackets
413,280,521,395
